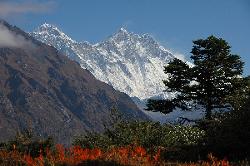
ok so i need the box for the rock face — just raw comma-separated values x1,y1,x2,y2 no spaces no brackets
31,24,175,100
0,20,149,144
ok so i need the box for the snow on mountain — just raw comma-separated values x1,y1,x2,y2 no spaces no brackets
31,24,175,100
30,24,203,122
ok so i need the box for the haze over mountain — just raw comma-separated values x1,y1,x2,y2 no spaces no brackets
0,20,148,144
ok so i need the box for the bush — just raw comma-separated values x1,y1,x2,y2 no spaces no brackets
73,121,205,156
200,106,250,159
0,129,54,158
160,125,205,147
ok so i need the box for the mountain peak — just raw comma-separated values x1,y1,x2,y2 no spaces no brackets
119,27,128,33
113,27,131,37
36,23,59,32
40,22,53,28
31,24,175,100
33,23,75,43
1,21,149,144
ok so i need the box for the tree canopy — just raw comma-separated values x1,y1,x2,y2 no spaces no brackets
146,36,245,119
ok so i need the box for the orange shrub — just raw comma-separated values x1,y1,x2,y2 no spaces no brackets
0,144,233,166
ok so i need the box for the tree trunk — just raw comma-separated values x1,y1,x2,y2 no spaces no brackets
205,102,212,120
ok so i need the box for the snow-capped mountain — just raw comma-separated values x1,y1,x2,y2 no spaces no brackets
31,24,175,100
31,24,204,122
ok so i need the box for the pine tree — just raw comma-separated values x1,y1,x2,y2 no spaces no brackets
146,36,244,119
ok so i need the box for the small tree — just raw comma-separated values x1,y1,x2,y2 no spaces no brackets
146,36,244,119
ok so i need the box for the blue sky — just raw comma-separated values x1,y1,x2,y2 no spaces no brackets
2,0,250,75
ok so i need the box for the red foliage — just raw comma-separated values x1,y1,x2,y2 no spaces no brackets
0,144,232,166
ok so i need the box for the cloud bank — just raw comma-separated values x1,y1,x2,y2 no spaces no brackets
0,1,54,17
0,23,34,48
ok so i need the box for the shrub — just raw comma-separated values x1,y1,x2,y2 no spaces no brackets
73,121,205,156
0,129,54,158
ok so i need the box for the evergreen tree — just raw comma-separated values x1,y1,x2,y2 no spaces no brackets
146,36,244,119
203,81,250,158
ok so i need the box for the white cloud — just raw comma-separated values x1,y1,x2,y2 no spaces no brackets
0,23,35,49
174,52,194,66
0,1,55,17
149,35,189,62
174,52,186,61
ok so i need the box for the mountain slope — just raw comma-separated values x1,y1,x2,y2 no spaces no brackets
0,20,148,144
31,24,203,122
31,24,175,100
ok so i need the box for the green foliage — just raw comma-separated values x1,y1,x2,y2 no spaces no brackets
0,129,54,158
105,121,163,148
73,132,111,149
147,36,244,119
160,125,205,147
225,76,250,111
73,121,205,152
197,90,250,159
